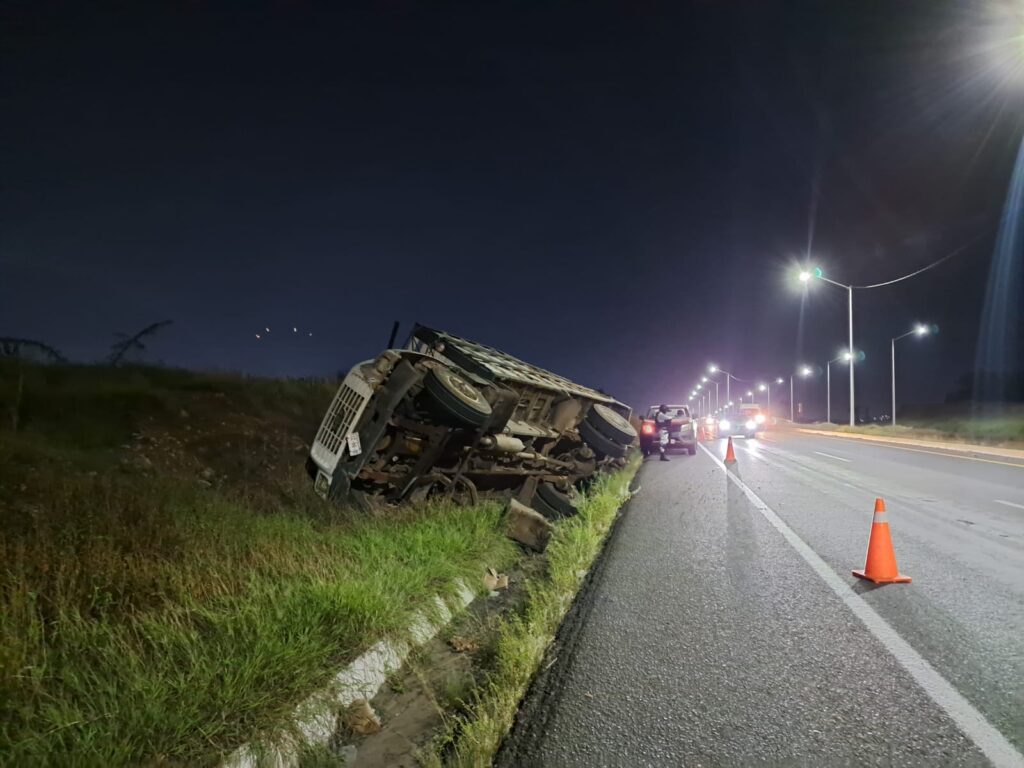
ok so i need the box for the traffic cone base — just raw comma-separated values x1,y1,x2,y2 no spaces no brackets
724,436,737,464
853,498,911,584
853,569,911,584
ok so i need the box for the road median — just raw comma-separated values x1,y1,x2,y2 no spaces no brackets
795,426,1024,461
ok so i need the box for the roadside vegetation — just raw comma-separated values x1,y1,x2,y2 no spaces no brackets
0,361,520,765
803,407,1024,448
427,458,639,767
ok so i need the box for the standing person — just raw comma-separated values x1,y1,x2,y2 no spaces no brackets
655,404,673,461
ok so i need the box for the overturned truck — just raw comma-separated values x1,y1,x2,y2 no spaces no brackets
307,325,636,519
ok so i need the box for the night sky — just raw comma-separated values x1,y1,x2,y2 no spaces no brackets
3,1,1023,417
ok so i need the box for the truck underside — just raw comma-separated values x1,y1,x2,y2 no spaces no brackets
307,325,636,517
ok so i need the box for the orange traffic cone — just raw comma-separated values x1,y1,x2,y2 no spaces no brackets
852,498,911,584
724,436,737,465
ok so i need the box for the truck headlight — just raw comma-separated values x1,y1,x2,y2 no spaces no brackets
745,420,757,430
719,419,731,430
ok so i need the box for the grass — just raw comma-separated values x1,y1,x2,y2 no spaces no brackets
429,458,639,767
800,409,1024,447
0,361,520,765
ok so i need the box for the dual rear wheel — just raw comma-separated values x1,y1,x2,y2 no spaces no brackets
578,403,637,458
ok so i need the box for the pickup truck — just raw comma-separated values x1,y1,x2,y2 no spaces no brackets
638,404,697,456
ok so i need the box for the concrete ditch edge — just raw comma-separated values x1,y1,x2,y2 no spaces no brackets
222,578,477,768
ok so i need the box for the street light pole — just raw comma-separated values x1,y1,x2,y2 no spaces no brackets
708,365,736,416
890,324,932,427
799,269,856,426
827,360,832,424
790,366,813,422
826,352,852,425
847,285,854,426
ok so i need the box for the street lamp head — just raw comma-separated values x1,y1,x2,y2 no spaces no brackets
799,266,826,284
746,390,753,397
708,364,718,373
696,384,702,390
776,377,784,384
915,323,930,336
800,365,813,376
841,350,853,362
798,266,823,284
728,401,734,406
701,376,708,383
758,383,767,391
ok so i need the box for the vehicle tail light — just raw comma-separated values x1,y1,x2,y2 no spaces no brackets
641,422,655,435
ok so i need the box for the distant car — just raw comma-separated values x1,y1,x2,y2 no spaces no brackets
638,405,697,456
700,416,718,440
718,407,766,439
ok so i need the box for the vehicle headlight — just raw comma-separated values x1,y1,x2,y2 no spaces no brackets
755,413,766,424
705,417,715,425
745,420,757,430
719,419,731,430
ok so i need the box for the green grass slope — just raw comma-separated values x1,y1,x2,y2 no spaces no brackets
0,362,517,765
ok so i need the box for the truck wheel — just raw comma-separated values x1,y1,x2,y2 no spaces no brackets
423,367,492,428
534,482,579,520
687,445,697,455
578,418,628,458
586,404,637,445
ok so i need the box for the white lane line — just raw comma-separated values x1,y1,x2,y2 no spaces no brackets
994,499,1024,511
698,443,1024,768
813,450,851,463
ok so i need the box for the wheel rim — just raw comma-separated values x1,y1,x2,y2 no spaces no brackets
438,369,489,411
592,404,632,433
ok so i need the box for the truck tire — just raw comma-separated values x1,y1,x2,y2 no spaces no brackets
423,367,492,428
578,418,628,458
586,404,637,445
535,482,579,519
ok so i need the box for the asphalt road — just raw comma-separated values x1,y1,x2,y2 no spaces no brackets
499,429,1024,767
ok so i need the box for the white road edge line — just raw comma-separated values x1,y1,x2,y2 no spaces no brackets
994,499,1024,511
698,443,1024,768
813,450,851,463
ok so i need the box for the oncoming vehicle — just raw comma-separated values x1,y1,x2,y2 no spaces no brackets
718,405,766,439
638,404,696,456
306,324,637,519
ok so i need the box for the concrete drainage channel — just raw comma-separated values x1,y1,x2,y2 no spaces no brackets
222,579,477,768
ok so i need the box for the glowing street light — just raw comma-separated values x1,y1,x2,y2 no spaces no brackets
708,364,738,415
827,350,857,424
790,366,814,422
757,382,772,413
799,266,856,425
892,323,935,426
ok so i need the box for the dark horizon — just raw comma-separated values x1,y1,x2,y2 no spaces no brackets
3,1,1023,416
